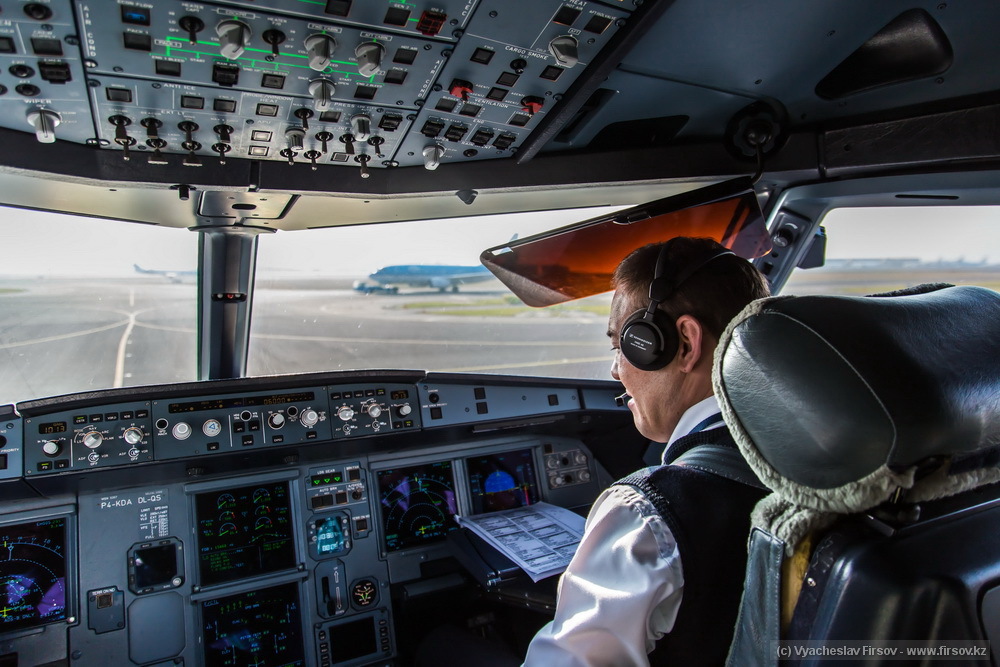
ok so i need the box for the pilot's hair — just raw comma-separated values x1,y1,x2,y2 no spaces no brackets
612,237,771,340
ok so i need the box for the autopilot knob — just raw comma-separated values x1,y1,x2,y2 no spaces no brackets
82,431,104,449
26,108,61,143
268,412,286,429
396,404,412,417
300,408,319,427
304,33,337,72
355,41,385,77
216,20,251,60
41,440,62,457
337,406,355,421
171,422,192,440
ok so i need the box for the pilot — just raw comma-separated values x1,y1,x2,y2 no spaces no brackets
523,237,771,665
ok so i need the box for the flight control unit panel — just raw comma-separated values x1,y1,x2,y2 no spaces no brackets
0,372,623,666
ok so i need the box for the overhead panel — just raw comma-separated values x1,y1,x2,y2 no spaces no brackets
0,0,635,177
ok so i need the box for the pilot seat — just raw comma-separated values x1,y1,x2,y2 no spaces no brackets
714,283,1000,665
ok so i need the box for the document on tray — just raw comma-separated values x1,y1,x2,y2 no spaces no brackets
456,501,586,582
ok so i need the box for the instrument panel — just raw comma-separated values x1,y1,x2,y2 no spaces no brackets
0,372,622,666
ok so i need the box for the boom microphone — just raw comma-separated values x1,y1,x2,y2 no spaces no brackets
615,391,631,407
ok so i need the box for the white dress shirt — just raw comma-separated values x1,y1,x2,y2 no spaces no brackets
522,396,724,666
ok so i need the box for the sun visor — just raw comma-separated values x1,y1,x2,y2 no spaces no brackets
480,178,772,307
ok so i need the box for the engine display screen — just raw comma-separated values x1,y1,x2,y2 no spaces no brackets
201,582,304,666
377,461,458,553
194,481,296,586
466,448,540,515
0,517,68,633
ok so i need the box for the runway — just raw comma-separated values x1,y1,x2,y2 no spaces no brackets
0,277,615,405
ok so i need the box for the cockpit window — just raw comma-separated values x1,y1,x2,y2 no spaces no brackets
0,207,198,404
782,206,1000,296
248,207,628,381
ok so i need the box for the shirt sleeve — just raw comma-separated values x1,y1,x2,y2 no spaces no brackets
522,484,684,667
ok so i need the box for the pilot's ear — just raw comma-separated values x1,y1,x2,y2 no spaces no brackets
674,315,704,373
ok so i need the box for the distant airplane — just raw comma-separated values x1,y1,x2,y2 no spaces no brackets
355,264,495,293
133,264,197,283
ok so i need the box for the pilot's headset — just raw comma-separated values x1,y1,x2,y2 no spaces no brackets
619,242,734,371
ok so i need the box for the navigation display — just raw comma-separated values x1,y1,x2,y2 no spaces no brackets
377,461,458,552
194,481,296,586
0,517,68,633
466,448,540,515
201,582,304,666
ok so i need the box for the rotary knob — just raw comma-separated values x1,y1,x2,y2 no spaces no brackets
41,440,62,457
308,78,336,112
172,422,192,440
123,427,144,445
422,144,444,171
337,406,355,421
268,413,286,429
26,108,61,144
367,405,382,419
355,41,385,77
396,404,412,417
82,431,104,449
216,20,251,60
300,408,319,427
304,33,337,72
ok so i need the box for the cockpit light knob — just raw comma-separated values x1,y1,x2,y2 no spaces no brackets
308,78,336,112
355,41,385,77
216,20,251,60
337,406,355,421
26,108,60,143
300,408,319,427
422,144,445,170
305,33,337,72
41,440,62,457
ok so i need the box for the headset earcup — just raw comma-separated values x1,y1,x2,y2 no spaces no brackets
620,309,678,371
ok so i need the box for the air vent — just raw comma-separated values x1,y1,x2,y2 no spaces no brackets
815,9,952,100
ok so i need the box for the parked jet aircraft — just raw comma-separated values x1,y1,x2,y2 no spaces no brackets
0,1,999,666
133,263,197,283
356,264,495,293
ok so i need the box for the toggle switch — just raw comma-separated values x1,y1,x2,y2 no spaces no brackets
449,79,474,101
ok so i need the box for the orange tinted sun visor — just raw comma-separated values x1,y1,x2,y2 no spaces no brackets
480,178,773,307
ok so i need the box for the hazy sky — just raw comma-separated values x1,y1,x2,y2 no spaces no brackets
0,203,997,278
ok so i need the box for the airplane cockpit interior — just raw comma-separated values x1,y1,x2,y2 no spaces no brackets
1,0,1000,665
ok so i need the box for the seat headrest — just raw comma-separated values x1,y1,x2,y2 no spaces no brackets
716,284,1000,493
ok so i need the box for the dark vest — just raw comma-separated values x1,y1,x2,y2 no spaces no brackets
615,429,767,666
